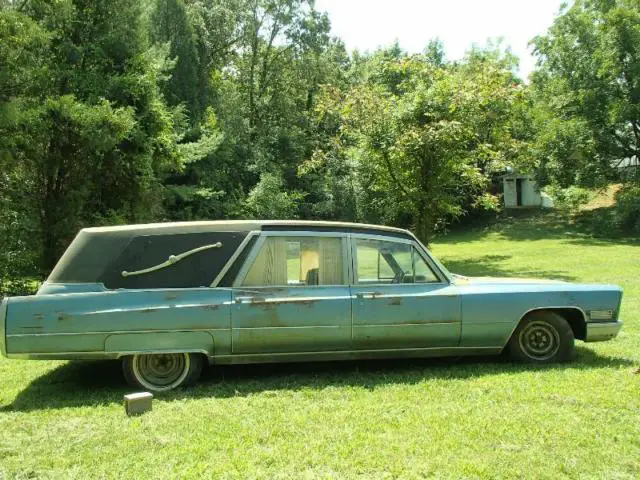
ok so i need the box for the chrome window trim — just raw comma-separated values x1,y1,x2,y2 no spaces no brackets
346,233,355,286
232,234,266,288
410,246,443,284
349,232,449,286
342,235,352,287
210,231,260,287
410,235,453,284
232,231,351,288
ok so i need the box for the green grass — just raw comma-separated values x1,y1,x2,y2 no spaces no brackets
1,211,639,479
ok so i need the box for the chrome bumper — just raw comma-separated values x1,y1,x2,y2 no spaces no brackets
584,321,623,343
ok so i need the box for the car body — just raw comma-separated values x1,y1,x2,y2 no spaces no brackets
0,220,624,391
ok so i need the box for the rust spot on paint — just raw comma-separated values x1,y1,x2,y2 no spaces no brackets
388,297,402,306
164,293,179,301
22,325,43,330
57,312,71,321
249,298,318,308
140,308,159,314
202,304,219,311
32,313,44,321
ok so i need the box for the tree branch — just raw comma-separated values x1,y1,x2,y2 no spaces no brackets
379,148,410,199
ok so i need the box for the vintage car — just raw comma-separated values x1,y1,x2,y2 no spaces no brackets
0,221,624,391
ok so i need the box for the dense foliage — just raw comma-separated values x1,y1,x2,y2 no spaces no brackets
1,0,639,293
532,0,640,186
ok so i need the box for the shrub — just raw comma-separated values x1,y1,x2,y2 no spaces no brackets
244,173,305,219
615,184,640,234
544,185,593,211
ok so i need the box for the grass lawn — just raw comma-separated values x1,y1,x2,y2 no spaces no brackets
0,211,638,479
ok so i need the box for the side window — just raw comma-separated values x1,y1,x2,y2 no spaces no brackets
242,236,344,286
412,249,440,283
355,238,440,284
356,239,412,284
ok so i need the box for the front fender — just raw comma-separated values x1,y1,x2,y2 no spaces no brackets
458,283,622,347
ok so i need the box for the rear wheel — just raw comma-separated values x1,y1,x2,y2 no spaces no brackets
122,352,203,392
508,311,574,363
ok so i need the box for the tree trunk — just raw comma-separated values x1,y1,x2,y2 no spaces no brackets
413,206,433,248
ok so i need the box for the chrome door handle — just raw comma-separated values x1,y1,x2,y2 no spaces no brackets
356,292,378,299
235,296,254,303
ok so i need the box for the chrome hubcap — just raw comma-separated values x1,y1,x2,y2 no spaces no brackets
518,321,560,361
133,353,190,391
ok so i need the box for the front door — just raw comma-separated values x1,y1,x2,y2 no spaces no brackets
231,233,351,354
350,235,461,349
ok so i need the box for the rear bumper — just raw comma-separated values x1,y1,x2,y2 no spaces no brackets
0,297,7,357
584,321,623,343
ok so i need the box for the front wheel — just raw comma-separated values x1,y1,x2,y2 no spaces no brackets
508,311,574,363
122,352,204,392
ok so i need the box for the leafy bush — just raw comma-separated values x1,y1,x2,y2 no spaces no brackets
0,173,42,297
615,184,640,234
244,173,305,220
544,185,593,211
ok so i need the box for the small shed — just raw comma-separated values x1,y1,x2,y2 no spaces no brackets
616,156,639,181
502,173,543,208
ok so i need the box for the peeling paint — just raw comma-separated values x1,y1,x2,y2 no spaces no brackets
249,298,318,308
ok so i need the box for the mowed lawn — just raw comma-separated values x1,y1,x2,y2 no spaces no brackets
0,213,638,479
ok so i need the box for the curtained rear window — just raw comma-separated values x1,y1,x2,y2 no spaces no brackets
242,236,344,286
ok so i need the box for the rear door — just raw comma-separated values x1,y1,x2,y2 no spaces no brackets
350,234,461,349
230,232,351,354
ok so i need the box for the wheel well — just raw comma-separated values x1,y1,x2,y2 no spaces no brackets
520,308,587,341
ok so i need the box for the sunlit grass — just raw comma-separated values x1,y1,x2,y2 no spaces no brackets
0,211,638,479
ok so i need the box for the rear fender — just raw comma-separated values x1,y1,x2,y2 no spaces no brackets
0,297,7,357
105,331,214,358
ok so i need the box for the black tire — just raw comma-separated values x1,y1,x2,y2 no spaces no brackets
508,311,574,363
122,352,204,392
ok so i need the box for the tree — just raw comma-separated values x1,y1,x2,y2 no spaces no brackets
149,0,205,123
314,50,533,243
0,1,184,268
0,0,548,282
532,0,640,185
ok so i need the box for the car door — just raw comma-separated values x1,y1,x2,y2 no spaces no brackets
230,232,352,354
350,234,461,349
